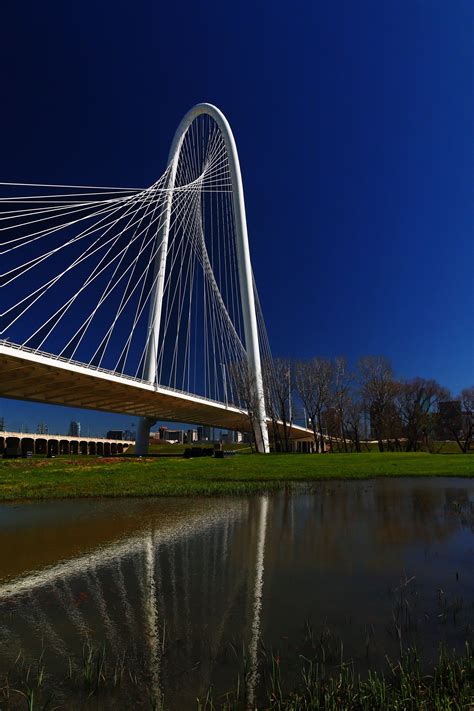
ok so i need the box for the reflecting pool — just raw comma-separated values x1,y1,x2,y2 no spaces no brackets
0,478,473,708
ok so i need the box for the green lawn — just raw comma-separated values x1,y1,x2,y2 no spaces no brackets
0,452,472,500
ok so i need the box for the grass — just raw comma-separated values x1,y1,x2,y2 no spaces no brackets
203,645,474,711
2,637,473,710
0,451,472,501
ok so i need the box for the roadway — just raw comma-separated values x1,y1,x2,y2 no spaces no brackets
0,340,313,444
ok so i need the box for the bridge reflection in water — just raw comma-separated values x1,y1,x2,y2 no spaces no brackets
0,480,473,709
0,496,270,708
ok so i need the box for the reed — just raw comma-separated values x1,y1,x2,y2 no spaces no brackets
1,629,472,708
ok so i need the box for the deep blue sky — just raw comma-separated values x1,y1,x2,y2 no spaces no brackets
0,0,472,435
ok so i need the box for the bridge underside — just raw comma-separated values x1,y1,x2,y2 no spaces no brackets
0,344,312,442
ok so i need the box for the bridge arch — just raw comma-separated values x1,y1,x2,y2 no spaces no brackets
135,104,269,455
35,438,47,455
21,437,35,456
48,439,59,457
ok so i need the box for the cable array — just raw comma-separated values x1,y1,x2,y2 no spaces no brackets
0,114,276,409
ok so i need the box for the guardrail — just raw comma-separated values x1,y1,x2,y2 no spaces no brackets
0,339,243,411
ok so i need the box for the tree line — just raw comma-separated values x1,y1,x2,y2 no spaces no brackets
232,356,473,454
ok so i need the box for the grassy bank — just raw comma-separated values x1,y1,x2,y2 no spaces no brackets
0,452,472,501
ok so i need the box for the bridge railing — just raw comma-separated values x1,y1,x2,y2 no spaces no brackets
0,339,243,411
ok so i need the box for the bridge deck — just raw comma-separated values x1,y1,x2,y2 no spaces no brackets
0,343,312,441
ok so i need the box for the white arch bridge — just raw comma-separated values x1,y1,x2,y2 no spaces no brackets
0,104,312,452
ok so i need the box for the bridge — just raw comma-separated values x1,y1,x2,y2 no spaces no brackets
0,104,313,452
0,429,134,456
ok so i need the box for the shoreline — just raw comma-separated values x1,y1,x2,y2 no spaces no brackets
0,452,472,502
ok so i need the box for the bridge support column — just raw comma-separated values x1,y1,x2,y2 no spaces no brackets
136,418,155,456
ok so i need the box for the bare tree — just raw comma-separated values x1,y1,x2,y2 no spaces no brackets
396,378,449,452
261,358,282,451
295,358,333,452
439,387,474,453
358,356,398,452
331,357,352,452
323,407,343,452
460,387,474,452
228,362,265,452
384,400,405,451
268,357,293,452
344,389,365,453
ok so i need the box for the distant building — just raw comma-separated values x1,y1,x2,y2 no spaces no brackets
106,430,124,440
151,426,196,444
222,430,243,444
438,400,465,439
158,426,184,443
0,417,5,432
123,429,135,441
186,429,198,443
197,425,214,442
68,420,81,437
37,422,48,434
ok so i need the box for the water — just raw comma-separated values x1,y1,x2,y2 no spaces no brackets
0,478,473,708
